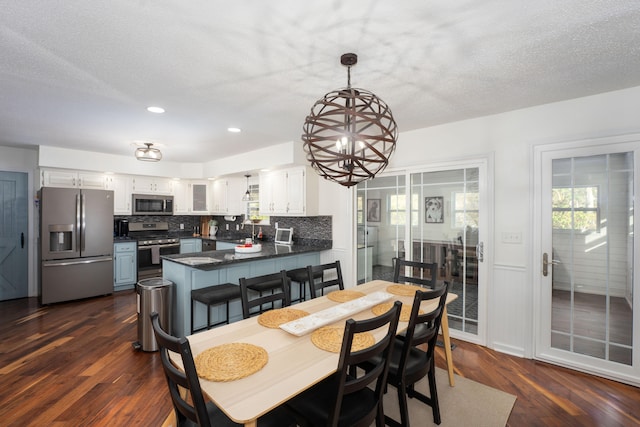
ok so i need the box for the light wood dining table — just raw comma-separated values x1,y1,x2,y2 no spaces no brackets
170,280,457,427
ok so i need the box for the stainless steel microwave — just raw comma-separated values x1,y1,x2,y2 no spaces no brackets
132,194,174,215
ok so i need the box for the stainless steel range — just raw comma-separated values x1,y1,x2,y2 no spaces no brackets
129,222,179,280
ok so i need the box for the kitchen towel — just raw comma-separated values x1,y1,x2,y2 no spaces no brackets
151,245,160,264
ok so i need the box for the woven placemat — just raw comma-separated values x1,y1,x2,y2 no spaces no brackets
311,326,375,353
372,301,424,322
258,308,309,328
386,284,426,297
326,289,366,302
194,343,267,382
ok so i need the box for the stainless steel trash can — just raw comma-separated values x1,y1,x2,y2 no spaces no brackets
134,278,173,352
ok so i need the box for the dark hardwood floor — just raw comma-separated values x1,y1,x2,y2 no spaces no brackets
1,290,639,426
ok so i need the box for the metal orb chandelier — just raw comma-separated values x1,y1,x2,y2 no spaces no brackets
135,142,162,162
302,53,398,187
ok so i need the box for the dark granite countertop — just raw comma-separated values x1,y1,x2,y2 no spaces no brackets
161,240,332,270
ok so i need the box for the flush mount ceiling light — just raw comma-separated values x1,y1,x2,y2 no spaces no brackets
135,142,162,162
242,174,252,201
301,53,398,188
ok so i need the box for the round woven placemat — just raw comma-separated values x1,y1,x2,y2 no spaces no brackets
258,308,309,328
372,301,424,322
194,343,268,382
326,289,366,302
386,284,426,297
311,327,375,353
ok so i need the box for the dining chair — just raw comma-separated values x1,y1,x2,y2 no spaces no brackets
306,260,344,299
191,283,242,333
150,311,295,427
393,257,437,289
239,270,291,319
285,301,402,427
285,267,322,303
360,284,449,426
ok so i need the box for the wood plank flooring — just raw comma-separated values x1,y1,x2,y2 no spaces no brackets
1,290,639,426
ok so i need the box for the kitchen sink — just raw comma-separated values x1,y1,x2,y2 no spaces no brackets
178,257,223,266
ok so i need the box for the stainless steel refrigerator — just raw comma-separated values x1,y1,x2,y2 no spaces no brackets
39,187,114,304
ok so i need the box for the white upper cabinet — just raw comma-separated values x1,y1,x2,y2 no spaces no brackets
226,177,245,215
172,180,190,214
259,166,317,216
105,175,132,215
210,177,245,215
190,181,210,214
41,169,106,189
131,176,173,194
210,179,229,214
173,180,211,215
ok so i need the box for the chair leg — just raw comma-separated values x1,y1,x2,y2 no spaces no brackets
225,300,230,324
376,401,385,427
190,300,195,334
206,303,212,330
428,369,441,425
398,382,410,427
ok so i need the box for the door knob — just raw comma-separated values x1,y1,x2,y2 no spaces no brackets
542,252,560,277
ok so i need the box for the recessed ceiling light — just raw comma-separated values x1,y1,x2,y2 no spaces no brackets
227,127,241,133
147,106,165,114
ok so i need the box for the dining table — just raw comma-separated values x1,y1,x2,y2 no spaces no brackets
170,279,458,427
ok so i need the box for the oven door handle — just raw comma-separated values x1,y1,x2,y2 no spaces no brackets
138,243,180,250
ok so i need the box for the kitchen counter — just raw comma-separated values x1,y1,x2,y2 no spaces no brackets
162,240,332,336
162,241,332,270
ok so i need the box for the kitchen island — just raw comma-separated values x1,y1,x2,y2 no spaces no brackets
162,241,331,336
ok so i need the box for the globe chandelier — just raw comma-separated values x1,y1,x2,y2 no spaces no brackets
302,53,398,187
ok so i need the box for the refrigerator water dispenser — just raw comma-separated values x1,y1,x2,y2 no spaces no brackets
48,224,73,252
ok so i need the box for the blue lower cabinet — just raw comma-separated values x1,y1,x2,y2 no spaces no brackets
114,241,137,291
180,238,203,254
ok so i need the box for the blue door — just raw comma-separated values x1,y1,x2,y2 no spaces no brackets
0,171,28,300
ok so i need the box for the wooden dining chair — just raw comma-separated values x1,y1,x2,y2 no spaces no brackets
286,267,322,303
239,270,291,319
150,311,295,427
360,284,449,426
393,257,437,288
306,260,344,299
285,301,402,427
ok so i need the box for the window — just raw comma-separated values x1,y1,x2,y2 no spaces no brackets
245,184,269,224
552,186,599,231
357,195,364,225
452,191,479,228
389,194,419,226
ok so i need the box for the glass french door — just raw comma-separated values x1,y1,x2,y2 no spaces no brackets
535,140,639,384
356,159,488,343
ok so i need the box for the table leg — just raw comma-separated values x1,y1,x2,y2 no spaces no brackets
244,421,257,427
441,306,455,387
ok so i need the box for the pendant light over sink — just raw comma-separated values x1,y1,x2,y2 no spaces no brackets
135,142,162,162
301,53,398,187
242,174,252,201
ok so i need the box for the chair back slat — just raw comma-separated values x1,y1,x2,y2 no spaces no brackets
239,270,291,318
307,260,345,299
393,257,437,289
329,301,402,427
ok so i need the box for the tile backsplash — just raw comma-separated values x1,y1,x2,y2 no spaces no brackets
114,214,332,242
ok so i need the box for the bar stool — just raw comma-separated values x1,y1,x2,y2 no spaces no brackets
191,283,241,333
286,267,322,303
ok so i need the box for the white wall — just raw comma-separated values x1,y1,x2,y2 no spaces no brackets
319,85,640,357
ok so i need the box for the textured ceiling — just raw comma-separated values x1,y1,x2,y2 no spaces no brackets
2,1,640,163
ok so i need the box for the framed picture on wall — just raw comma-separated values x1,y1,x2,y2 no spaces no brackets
367,199,381,222
425,196,444,223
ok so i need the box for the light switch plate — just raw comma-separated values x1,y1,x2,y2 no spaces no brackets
502,232,522,244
